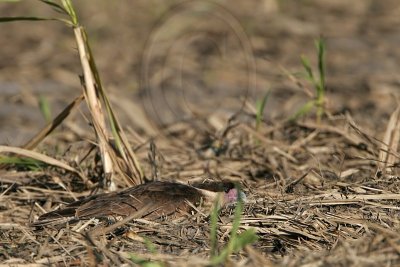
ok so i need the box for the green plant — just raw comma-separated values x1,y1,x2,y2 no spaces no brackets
0,156,44,171
38,95,52,123
129,238,163,267
255,91,270,132
129,256,164,267
209,190,258,266
210,193,221,257
292,37,326,123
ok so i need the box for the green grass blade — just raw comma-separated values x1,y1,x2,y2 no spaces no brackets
290,100,315,121
316,37,326,92
0,156,44,170
143,237,157,254
39,0,68,15
210,196,220,257
38,95,52,123
315,37,326,122
255,90,270,131
210,198,248,265
0,17,57,22
232,228,259,252
61,0,78,25
296,38,328,122
129,255,164,267
300,55,315,84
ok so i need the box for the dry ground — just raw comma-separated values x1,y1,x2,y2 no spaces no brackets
1,1,400,266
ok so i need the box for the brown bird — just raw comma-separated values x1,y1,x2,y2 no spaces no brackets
33,181,245,227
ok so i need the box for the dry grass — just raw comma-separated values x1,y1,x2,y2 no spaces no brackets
1,1,400,266
2,110,400,266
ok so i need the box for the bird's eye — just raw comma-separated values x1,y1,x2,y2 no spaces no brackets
224,183,235,192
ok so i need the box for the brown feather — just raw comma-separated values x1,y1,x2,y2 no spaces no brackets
190,181,235,192
33,181,232,226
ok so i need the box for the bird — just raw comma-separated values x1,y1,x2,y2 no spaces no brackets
32,180,246,227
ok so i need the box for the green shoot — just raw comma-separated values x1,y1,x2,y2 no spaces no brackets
129,237,162,267
210,194,220,257
38,95,52,123
129,255,164,267
0,1,71,25
59,0,78,25
255,90,270,131
291,100,315,121
0,156,44,171
316,37,326,122
292,37,326,123
210,191,258,266
143,237,157,254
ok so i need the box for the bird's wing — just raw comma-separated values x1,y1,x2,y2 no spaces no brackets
77,182,208,219
32,181,232,227
34,182,209,226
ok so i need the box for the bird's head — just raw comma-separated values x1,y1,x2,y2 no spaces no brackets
191,180,246,207
223,187,247,204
